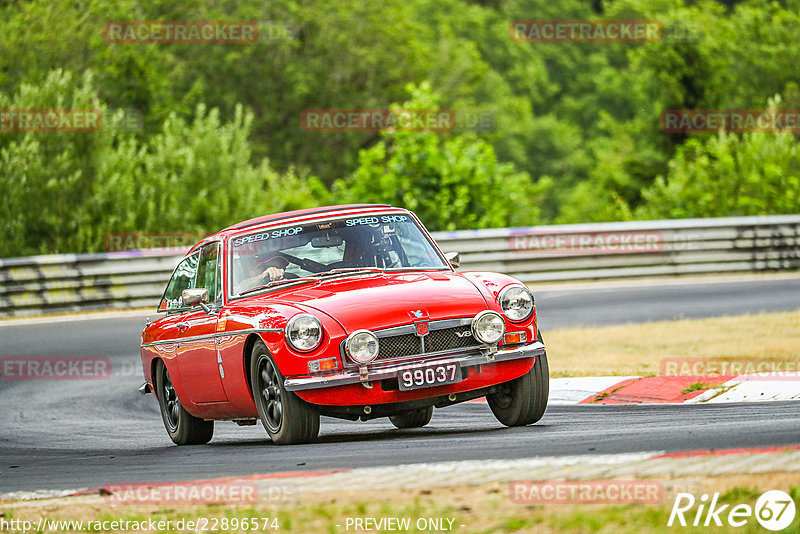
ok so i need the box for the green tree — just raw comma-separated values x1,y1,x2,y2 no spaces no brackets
637,125,800,219
0,69,320,257
331,83,550,231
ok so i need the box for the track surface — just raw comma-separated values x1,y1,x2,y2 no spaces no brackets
1,275,799,493
537,275,800,328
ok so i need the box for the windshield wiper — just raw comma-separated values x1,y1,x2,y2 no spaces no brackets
309,267,384,278
238,277,316,296
238,269,383,297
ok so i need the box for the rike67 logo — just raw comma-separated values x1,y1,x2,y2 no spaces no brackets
669,490,796,531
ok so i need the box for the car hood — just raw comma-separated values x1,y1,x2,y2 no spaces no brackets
262,271,489,333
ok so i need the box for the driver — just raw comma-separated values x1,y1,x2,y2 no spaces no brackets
239,255,290,292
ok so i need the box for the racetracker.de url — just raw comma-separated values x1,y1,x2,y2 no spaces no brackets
0,516,280,533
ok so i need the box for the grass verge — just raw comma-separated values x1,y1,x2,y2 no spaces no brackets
545,310,800,378
2,474,799,533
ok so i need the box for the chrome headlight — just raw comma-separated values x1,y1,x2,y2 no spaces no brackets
345,330,380,364
472,311,505,344
285,314,323,352
498,285,534,321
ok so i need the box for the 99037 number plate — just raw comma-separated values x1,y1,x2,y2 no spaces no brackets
398,362,462,391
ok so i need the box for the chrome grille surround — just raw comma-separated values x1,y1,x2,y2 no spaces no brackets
341,317,481,366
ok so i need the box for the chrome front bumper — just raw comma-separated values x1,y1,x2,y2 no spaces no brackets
283,341,545,392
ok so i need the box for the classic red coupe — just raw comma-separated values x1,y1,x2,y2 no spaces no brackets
139,204,548,445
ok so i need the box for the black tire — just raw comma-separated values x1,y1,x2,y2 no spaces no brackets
155,360,214,445
487,345,549,427
250,341,320,444
389,406,434,429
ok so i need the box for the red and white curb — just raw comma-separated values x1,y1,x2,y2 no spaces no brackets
3,446,799,504
550,374,800,405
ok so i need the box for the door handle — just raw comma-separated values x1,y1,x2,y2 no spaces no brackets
175,322,189,331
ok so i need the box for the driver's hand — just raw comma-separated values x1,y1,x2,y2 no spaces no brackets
260,267,284,281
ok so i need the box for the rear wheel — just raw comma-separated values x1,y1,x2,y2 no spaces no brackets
487,342,549,427
155,360,214,445
389,406,434,429
250,341,320,444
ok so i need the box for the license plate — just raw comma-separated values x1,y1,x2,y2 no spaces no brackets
398,362,462,391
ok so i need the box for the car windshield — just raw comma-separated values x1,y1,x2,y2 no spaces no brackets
229,213,448,296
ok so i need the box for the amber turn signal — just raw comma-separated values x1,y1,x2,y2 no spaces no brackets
308,357,338,373
503,331,527,345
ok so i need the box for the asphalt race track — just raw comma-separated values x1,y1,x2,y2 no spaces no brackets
1,275,799,494
537,274,800,328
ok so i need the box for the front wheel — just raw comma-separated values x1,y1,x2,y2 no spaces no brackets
389,406,434,429
155,360,214,445
250,341,320,445
487,348,549,427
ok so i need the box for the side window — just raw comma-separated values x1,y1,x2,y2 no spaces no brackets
195,242,220,305
395,224,438,267
160,254,199,311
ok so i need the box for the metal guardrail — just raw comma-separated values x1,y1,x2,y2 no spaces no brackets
1,215,798,318
0,251,183,318
435,215,800,283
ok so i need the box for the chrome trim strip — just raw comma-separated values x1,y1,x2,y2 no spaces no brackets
141,327,283,348
284,341,545,391
375,324,415,338
430,317,474,331
374,316,473,338
369,345,485,366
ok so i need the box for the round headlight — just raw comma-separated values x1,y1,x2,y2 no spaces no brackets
345,330,380,364
498,285,534,321
285,314,323,352
472,311,505,344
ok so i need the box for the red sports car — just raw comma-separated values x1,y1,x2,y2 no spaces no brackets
139,204,548,445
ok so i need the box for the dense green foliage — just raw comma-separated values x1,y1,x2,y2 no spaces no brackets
330,83,551,231
1,0,798,256
0,71,318,256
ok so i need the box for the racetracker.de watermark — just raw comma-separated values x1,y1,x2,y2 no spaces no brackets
661,109,800,133
509,230,664,255
104,481,264,506
0,109,102,132
104,21,259,44
300,108,495,132
660,358,800,380
510,480,664,504
3,358,158,380
510,20,662,43
1,357,112,380
104,231,205,252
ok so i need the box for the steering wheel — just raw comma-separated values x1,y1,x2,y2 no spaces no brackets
276,252,328,273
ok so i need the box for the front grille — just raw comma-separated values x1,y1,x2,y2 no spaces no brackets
373,323,479,362
426,327,476,352
377,334,421,360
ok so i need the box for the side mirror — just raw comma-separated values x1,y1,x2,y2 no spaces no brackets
182,288,211,313
444,251,461,269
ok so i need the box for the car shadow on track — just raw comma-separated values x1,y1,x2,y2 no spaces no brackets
205,422,553,449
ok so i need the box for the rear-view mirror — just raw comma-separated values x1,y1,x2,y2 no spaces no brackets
311,234,343,248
